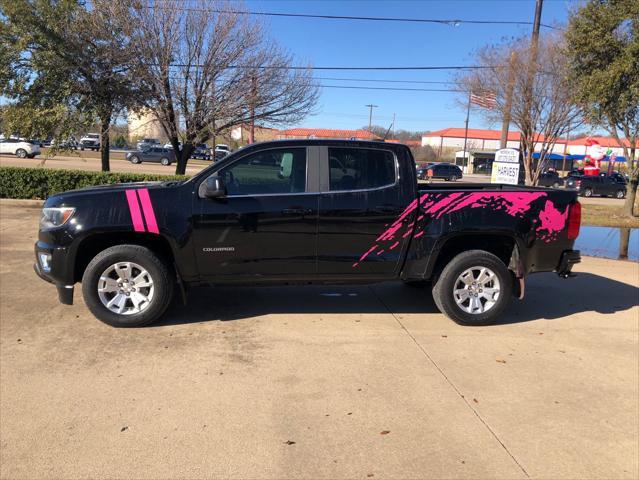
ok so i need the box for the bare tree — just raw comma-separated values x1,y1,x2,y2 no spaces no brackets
458,35,583,185
121,0,319,175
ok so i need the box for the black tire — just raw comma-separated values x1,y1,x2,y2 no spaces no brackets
616,190,625,199
81,245,174,327
584,188,593,197
130,155,141,164
16,148,27,158
432,250,512,325
160,157,171,166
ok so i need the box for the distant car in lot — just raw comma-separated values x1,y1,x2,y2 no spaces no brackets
190,144,211,160
538,171,564,188
163,142,182,150
419,163,463,181
79,133,100,151
566,175,626,198
0,138,41,158
214,149,229,161
601,172,627,184
50,138,78,150
126,147,175,166
136,138,161,151
415,163,432,180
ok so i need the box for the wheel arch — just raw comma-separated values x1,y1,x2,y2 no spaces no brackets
73,232,177,283
425,232,520,282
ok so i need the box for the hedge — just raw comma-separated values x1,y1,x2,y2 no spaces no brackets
0,167,190,200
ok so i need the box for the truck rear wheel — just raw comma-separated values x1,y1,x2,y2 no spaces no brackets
432,250,512,325
81,245,173,327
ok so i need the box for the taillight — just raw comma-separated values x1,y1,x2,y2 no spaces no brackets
567,201,581,239
575,180,581,187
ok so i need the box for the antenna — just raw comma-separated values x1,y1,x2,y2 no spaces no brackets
382,123,393,141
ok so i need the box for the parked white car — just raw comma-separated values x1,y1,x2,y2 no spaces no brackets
0,138,41,158
79,133,100,151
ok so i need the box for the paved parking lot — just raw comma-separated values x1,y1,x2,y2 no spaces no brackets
1,203,638,479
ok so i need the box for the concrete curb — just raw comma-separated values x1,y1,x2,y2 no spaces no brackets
0,199,45,209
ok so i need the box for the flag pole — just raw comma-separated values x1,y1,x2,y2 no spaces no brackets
462,90,471,171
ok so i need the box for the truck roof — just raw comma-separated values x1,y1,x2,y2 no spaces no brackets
238,138,411,151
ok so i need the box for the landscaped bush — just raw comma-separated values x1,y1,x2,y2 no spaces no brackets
0,167,189,200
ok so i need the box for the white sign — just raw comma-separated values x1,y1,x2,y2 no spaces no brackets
491,149,520,185
494,148,520,163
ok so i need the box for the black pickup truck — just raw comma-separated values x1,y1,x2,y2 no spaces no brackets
34,140,581,327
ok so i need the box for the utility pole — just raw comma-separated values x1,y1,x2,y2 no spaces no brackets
499,51,517,149
249,72,257,144
532,0,543,46
365,104,378,131
521,0,544,184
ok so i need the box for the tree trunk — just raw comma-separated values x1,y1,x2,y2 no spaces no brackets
623,176,637,217
175,143,194,176
100,113,111,172
619,228,630,260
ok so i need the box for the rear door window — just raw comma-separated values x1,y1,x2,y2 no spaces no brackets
328,148,396,191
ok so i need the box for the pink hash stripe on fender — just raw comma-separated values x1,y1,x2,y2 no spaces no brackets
125,190,145,232
137,188,160,234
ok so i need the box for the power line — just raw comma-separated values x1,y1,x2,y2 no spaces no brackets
145,4,561,30
161,63,498,71
311,76,453,85
321,85,460,92
165,77,462,93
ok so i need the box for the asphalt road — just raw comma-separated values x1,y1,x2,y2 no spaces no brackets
1,203,637,479
0,152,209,176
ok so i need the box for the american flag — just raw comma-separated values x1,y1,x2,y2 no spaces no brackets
470,91,497,109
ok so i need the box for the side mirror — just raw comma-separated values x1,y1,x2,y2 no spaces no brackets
199,175,226,198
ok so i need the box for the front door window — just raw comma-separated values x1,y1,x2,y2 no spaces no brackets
219,148,307,196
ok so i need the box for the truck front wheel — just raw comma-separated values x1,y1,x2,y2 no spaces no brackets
432,250,512,325
81,245,174,327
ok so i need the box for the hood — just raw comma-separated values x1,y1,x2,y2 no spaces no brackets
43,180,184,207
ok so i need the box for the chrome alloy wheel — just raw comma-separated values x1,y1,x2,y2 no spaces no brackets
97,262,154,315
453,266,501,314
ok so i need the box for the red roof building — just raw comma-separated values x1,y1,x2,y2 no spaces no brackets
421,127,567,154
277,128,381,140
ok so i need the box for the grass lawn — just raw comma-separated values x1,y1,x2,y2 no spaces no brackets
581,203,639,228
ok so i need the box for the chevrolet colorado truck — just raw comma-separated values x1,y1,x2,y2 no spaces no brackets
34,140,581,327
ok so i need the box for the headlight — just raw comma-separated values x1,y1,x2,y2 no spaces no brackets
40,207,75,230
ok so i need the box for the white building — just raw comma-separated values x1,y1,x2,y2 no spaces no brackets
421,128,568,154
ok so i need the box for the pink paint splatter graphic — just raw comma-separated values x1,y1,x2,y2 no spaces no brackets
536,200,569,242
352,191,569,268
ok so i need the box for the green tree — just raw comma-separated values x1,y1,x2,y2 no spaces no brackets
0,0,142,171
564,0,639,215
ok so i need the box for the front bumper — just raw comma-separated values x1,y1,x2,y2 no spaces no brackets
34,260,74,305
34,241,75,305
557,249,581,278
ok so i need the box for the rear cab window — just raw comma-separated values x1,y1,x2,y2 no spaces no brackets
328,148,396,191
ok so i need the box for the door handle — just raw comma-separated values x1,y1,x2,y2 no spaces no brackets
282,208,313,215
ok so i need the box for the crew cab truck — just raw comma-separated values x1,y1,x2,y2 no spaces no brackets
34,140,581,327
